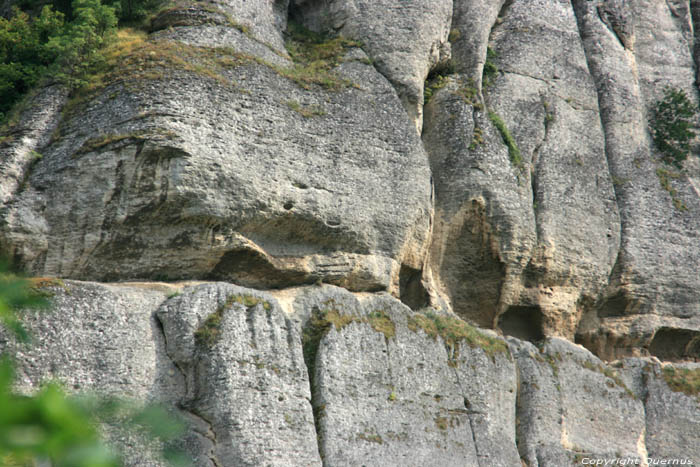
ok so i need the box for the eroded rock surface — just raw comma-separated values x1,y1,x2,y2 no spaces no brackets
0,17,432,294
2,282,698,466
1,0,700,463
292,0,453,129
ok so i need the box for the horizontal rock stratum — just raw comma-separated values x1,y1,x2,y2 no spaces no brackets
1,0,699,465
1,280,698,466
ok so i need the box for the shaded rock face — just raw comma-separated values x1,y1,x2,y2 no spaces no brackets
1,0,698,360
2,281,698,466
0,11,432,294
1,0,700,463
292,0,453,130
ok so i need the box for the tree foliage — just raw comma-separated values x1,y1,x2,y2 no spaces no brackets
0,0,118,123
651,86,698,168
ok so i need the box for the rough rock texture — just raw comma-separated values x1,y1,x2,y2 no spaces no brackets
292,286,519,467
0,15,432,294
1,0,700,464
2,282,698,465
0,85,68,205
423,0,620,341
510,338,646,466
571,0,700,360
292,0,453,129
156,282,321,467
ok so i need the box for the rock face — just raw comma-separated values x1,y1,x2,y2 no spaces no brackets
292,0,453,129
0,7,432,294
1,0,700,464
2,281,698,466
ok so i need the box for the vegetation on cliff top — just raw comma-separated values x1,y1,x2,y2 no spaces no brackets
0,0,119,123
661,366,700,400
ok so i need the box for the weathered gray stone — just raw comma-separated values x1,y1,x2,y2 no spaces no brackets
510,337,647,466
424,0,619,342
449,0,505,87
156,282,321,467
2,280,181,400
0,85,68,205
0,37,432,294
294,286,519,466
643,362,700,463
0,280,190,465
572,0,700,360
292,0,453,129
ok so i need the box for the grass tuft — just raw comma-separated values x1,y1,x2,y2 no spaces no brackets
488,111,523,168
282,21,360,91
656,167,687,211
407,311,509,363
661,366,700,400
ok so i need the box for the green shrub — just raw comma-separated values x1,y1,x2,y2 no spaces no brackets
651,86,698,168
482,46,498,87
488,111,523,168
0,0,119,124
114,0,163,24
0,6,65,122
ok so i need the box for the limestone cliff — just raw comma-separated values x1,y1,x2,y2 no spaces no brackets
1,0,699,466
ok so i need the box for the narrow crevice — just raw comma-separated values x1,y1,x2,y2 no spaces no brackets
529,94,553,247
185,410,222,467
153,309,221,467
570,0,629,212
570,1,626,357
511,355,529,466
448,363,483,467
300,307,329,464
690,1,700,86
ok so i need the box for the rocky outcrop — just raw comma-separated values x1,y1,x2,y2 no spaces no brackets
423,0,620,341
0,13,432,294
2,281,698,466
571,0,700,361
2,0,700,463
292,0,453,130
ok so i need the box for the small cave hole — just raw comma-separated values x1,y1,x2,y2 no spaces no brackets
497,305,545,343
283,201,294,210
648,328,700,361
398,264,429,310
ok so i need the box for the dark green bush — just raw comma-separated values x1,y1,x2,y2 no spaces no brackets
651,86,698,168
482,46,498,87
113,0,163,25
1,0,118,124
0,6,64,121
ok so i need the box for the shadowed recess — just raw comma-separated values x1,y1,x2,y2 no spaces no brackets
497,305,545,343
648,328,700,362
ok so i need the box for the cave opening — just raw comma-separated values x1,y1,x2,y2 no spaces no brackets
648,328,700,361
497,305,545,343
398,264,429,310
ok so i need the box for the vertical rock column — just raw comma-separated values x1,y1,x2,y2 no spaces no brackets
572,0,700,360
423,0,620,339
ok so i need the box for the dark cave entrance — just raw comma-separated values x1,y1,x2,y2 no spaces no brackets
398,264,429,310
648,328,700,361
498,305,545,343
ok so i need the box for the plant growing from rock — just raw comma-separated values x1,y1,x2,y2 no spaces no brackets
650,86,698,168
